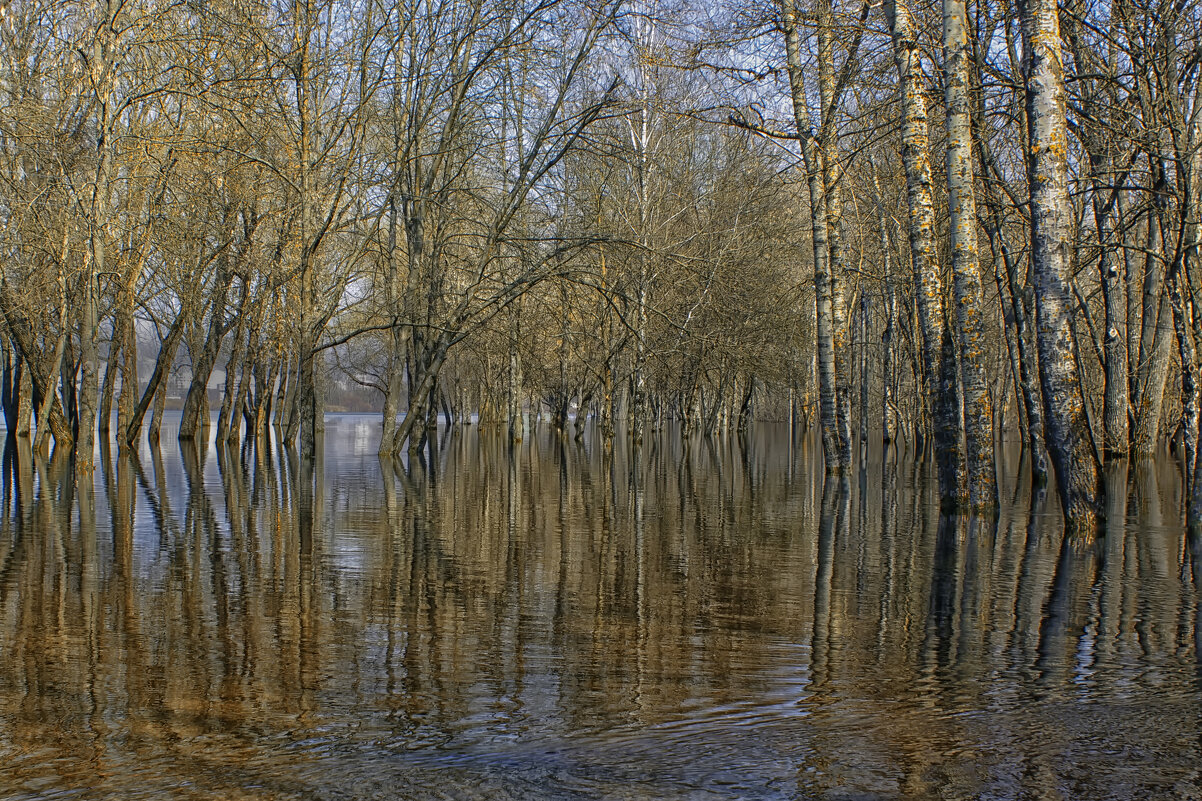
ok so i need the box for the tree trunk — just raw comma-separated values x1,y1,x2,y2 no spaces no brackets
871,167,898,445
77,257,100,471
943,0,996,509
780,0,844,472
393,338,450,455
125,308,185,448
1132,212,1172,456
817,0,853,468
1096,187,1130,459
216,327,245,444
1020,0,1102,526
858,297,869,449
971,30,1048,482
15,359,31,438
738,376,755,435
507,307,523,442
146,371,170,445
33,334,70,455
379,196,406,457
1168,265,1198,497
380,347,403,457
227,326,259,446
178,278,233,442
99,334,119,435
886,0,963,507
2,309,75,450
216,284,250,443
575,389,592,440
274,354,292,430
2,350,31,439
1,347,19,436
1119,187,1141,413
1132,292,1172,456
116,296,139,452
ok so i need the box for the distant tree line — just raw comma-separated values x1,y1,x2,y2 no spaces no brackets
0,0,1198,527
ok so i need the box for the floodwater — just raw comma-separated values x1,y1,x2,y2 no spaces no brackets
0,415,1199,800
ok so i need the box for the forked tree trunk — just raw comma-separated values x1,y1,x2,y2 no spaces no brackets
179,276,233,442
125,309,185,448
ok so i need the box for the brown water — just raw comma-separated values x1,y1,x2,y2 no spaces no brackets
0,415,1199,799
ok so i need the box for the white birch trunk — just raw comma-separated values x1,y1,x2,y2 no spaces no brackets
1020,0,1102,526
942,0,996,509
779,0,843,472
885,0,962,505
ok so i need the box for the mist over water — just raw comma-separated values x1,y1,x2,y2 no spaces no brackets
0,415,1198,799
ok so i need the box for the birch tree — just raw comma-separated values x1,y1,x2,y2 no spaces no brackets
942,0,996,508
776,0,865,473
884,0,962,505
1020,0,1102,525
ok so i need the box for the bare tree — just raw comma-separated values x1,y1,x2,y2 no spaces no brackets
1020,0,1101,525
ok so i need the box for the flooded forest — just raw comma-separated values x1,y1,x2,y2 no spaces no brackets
1,0,1202,797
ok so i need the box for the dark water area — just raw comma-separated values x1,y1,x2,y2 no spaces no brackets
0,414,1199,799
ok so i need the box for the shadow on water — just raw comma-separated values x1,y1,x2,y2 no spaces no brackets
0,417,1198,799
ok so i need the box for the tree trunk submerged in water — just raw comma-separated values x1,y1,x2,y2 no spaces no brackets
179,271,236,444
886,0,963,508
779,0,848,473
1020,0,1102,527
942,0,996,510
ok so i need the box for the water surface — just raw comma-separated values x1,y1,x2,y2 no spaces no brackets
0,416,1198,799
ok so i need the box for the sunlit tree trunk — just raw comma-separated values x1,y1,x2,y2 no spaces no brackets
942,0,996,509
885,0,962,506
15,364,31,438
1,347,21,437
779,0,843,472
816,0,852,467
1020,0,1102,525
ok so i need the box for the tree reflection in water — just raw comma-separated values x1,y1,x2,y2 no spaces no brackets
0,418,1198,799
